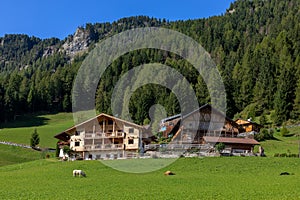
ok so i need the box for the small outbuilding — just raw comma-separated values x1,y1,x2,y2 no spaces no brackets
203,136,260,154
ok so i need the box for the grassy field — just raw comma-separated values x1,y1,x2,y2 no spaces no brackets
0,113,300,199
0,113,73,148
0,144,42,166
260,132,300,156
0,157,299,199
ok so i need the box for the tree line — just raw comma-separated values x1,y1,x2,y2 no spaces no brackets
0,0,299,126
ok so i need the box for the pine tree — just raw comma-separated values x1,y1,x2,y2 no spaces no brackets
30,128,40,148
292,80,300,120
273,63,295,125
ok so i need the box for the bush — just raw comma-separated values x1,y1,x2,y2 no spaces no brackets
254,133,265,141
274,153,280,157
255,128,274,141
280,126,290,137
259,114,267,126
279,153,287,157
215,143,225,152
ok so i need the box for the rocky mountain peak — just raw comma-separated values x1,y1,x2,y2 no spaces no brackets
61,27,93,57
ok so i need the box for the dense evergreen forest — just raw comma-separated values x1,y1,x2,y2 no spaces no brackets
0,0,299,126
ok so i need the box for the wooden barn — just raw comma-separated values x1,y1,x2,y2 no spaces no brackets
159,104,259,153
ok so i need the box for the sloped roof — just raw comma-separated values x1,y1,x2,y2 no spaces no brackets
203,136,260,145
235,118,263,127
54,113,146,141
182,104,235,123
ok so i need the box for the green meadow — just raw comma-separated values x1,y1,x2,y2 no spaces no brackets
0,112,73,148
0,112,300,199
0,144,41,166
0,157,299,200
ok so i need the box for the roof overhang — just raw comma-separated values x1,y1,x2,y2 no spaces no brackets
54,113,150,141
203,136,260,145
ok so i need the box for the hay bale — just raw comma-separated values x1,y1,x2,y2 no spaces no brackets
164,170,175,175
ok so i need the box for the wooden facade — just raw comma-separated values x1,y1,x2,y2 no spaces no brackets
203,136,260,153
235,119,263,133
54,113,150,160
160,104,259,152
161,104,242,144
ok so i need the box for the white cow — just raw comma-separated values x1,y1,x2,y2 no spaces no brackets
73,169,86,177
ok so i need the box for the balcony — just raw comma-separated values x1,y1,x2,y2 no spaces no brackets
84,144,123,150
84,132,124,138
72,146,84,151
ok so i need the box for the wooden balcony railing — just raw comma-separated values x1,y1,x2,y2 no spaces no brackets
84,144,123,150
84,132,124,138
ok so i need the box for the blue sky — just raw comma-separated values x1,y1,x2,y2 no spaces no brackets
0,0,234,39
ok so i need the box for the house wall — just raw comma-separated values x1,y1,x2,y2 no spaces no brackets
176,110,234,143
69,119,141,156
70,131,85,152
225,143,254,151
123,125,139,150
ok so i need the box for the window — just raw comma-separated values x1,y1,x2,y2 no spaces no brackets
75,142,80,146
129,128,134,133
128,139,134,144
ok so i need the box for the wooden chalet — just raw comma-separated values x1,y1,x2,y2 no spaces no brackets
54,113,151,160
235,118,263,133
159,104,259,153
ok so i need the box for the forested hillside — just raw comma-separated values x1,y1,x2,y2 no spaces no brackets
0,0,299,126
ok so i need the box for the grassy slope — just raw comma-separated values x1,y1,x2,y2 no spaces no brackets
0,157,299,199
260,132,299,156
257,126,300,156
0,113,73,148
0,144,42,166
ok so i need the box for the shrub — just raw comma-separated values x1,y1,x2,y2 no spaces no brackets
279,153,287,157
63,146,71,156
274,153,280,157
259,114,267,126
215,143,225,152
280,126,290,137
55,143,60,157
254,133,265,141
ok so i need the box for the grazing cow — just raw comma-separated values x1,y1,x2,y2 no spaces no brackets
164,170,175,176
73,169,86,177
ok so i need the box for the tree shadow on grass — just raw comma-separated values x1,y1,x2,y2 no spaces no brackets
0,114,50,129
282,134,296,137
267,136,281,141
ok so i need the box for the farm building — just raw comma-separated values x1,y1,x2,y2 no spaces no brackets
54,113,151,160
235,118,263,133
159,104,260,153
202,136,260,154
55,105,260,159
